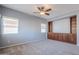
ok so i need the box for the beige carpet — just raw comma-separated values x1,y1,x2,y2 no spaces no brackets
0,39,79,55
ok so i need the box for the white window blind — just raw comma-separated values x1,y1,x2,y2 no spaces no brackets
2,17,18,34
41,23,46,33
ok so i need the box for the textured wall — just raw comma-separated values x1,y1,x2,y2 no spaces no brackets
0,6,47,48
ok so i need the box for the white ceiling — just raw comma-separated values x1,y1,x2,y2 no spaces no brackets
2,4,79,20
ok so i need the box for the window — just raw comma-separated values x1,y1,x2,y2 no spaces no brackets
41,23,46,33
2,17,18,34
53,18,70,33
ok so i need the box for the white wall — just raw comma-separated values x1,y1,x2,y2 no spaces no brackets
0,6,47,48
53,18,70,33
77,14,79,46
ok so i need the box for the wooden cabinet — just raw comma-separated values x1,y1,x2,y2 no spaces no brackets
48,32,76,44
48,16,77,44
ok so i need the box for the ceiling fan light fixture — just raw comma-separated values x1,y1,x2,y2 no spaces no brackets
33,4,52,16
40,12,45,15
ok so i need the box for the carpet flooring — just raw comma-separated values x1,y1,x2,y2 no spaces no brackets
0,40,79,55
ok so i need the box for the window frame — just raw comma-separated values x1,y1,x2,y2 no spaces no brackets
41,23,47,33
2,16,19,34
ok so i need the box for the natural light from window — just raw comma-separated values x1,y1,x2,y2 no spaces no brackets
41,23,46,33
2,17,19,34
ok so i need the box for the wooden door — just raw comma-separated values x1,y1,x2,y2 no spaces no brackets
48,22,52,32
70,16,77,44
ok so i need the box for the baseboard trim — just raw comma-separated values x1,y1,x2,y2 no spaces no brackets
0,39,44,49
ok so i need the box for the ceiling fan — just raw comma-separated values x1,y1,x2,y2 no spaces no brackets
33,6,52,16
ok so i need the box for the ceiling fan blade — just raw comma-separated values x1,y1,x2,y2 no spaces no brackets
45,8,52,12
41,6,44,10
37,6,45,11
45,13,50,15
37,7,41,11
